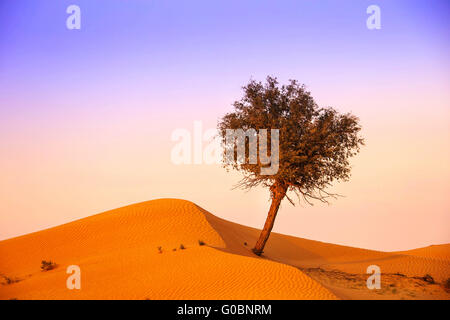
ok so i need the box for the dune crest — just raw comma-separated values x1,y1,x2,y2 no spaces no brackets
0,199,336,300
1,199,449,300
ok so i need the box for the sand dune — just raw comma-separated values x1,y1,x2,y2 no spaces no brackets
202,207,450,299
0,199,449,300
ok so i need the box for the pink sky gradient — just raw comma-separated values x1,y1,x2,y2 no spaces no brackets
0,0,449,251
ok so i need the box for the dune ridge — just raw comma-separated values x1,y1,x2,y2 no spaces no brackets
0,199,449,300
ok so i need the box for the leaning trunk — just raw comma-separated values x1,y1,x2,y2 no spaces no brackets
252,183,288,256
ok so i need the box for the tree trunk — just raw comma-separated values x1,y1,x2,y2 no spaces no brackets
252,182,288,256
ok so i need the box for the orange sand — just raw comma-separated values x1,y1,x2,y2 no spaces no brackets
0,199,449,300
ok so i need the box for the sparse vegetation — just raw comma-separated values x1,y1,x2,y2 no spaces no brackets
422,274,435,284
1,275,20,285
244,242,247,246
198,240,206,246
157,246,163,254
40,260,56,271
180,244,186,250
172,248,177,251
443,278,450,291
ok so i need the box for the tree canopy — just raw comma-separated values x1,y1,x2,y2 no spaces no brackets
218,76,364,255
218,76,364,205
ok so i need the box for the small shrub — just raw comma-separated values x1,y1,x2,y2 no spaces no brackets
40,260,56,271
1,275,20,285
157,246,163,254
443,278,450,291
180,244,186,250
422,274,435,284
198,240,206,246
172,248,177,251
244,242,248,246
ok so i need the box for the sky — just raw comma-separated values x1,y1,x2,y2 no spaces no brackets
0,0,449,251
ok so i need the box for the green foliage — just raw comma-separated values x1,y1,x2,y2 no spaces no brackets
218,76,364,204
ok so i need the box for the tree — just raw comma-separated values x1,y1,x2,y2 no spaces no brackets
218,76,364,256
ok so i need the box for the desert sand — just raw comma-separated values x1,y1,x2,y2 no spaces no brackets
0,199,449,300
